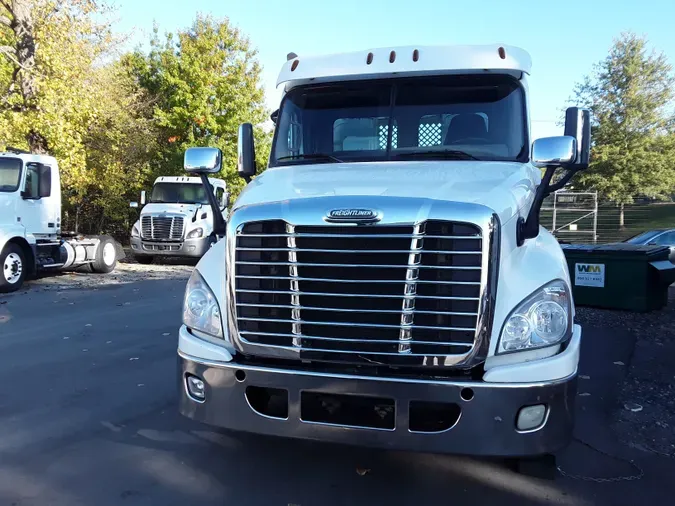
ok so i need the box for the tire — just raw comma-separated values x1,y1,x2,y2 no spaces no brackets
1,243,27,293
135,255,154,265
91,236,117,274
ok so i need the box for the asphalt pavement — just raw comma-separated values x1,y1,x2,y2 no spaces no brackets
0,274,674,505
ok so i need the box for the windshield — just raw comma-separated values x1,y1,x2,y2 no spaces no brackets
270,75,528,167
149,182,209,204
0,157,22,192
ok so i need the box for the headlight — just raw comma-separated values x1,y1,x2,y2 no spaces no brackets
497,280,572,353
182,270,223,338
131,223,140,237
187,228,204,239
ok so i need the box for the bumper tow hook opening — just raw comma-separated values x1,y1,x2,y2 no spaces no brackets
245,386,289,419
409,401,461,433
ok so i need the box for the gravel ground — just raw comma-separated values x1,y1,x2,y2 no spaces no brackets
576,286,675,459
1,251,194,296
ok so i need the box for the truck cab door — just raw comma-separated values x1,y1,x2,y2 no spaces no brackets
16,163,57,239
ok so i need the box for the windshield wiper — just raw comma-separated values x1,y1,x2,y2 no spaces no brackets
277,153,344,163
392,150,480,161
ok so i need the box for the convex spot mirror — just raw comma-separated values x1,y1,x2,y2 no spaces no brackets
184,147,223,174
532,136,577,168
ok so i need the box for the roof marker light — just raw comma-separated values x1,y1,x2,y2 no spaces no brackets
366,52,373,65
498,46,506,60
412,49,419,62
291,59,299,71
389,50,396,63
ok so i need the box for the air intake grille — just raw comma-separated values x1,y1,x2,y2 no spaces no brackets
141,216,184,240
234,220,482,366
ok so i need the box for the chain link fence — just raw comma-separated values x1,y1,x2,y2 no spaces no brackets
541,191,675,244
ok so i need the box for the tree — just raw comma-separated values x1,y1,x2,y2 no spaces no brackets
126,15,271,200
570,33,675,227
0,0,160,234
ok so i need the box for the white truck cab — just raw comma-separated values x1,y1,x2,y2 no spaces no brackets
1,150,122,292
130,176,228,263
176,45,590,460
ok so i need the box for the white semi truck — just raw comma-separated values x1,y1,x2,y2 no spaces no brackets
176,45,590,463
0,149,124,293
130,176,228,263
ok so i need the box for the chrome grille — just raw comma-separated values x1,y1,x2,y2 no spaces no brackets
234,219,483,366
141,216,184,240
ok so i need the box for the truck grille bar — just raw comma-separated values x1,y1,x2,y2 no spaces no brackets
141,216,184,240
234,219,488,367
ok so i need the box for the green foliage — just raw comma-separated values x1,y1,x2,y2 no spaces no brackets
0,3,270,236
125,15,271,201
571,33,675,205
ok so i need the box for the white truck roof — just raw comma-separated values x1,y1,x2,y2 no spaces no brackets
0,151,58,165
277,44,531,90
154,176,225,187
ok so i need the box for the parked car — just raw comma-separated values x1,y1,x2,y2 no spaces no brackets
625,229,675,261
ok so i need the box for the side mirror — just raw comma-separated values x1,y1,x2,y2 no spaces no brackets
184,147,222,174
237,123,256,181
531,136,577,168
563,107,591,170
221,192,230,209
270,109,279,125
140,190,146,205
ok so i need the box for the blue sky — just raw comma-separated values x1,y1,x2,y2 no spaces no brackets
112,0,675,139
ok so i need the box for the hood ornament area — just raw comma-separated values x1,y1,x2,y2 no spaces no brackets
325,208,381,223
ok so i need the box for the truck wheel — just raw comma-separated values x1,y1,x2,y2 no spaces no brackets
1,243,26,293
91,236,117,274
135,255,154,265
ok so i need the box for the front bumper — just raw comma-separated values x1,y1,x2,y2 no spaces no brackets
179,352,576,457
130,235,211,258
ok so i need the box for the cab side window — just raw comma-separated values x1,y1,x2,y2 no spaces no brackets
24,163,40,198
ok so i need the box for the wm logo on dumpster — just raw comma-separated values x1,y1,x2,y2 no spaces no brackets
577,264,602,273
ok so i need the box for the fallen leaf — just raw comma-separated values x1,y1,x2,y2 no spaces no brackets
356,468,370,476
137,383,144,387
129,357,139,361
162,332,171,336
62,336,70,340
613,361,625,366
624,402,643,413
85,324,92,327
579,375,590,380
578,392,591,397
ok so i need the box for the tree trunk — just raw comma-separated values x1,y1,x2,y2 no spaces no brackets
619,203,625,229
2,0,49,153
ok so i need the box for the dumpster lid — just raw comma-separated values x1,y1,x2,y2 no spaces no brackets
562,243,670,258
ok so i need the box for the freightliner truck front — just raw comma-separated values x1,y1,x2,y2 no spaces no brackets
176,45,590,463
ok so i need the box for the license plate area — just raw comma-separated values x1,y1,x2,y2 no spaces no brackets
300,391,395,430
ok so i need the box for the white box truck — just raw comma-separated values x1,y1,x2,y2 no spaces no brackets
0,149,124,293
129,176,228,263
176,45,590,461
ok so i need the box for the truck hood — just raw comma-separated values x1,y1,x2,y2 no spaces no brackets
140,202,204,217
235,161,539,224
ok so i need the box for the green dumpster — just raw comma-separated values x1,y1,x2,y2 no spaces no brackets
561,244,675,312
